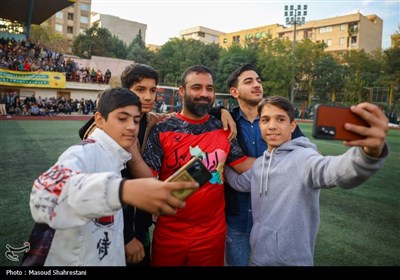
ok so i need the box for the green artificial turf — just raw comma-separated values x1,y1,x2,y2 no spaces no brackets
0,120,398,266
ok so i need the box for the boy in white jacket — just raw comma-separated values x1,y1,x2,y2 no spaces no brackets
224,96,389,266
25,87,198,266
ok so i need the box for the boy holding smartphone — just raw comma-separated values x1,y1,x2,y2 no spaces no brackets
25,87,197,266
224,96,389,266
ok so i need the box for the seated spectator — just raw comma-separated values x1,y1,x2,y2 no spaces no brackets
30,104,40,116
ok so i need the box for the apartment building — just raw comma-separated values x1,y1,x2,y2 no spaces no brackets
219,12,383,54
91,13,147,46
219,24,283,47
180,26,224,44
45,0,91,52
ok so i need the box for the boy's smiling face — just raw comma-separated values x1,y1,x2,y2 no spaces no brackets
95,105,141,151
259,104,297,152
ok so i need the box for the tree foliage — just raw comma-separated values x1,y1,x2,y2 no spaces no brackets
66,25,400,109
30,24,69,53
72,23,127,58
154,39,220,86
127,31,154,64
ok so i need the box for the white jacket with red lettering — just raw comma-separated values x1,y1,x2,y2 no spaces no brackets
29,128,130,266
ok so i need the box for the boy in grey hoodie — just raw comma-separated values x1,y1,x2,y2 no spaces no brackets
224,96,389,266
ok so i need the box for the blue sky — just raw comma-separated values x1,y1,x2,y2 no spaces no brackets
91,0,399,49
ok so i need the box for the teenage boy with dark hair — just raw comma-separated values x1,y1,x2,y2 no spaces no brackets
224,95,389,266
25,87,197,266
224,64,304,266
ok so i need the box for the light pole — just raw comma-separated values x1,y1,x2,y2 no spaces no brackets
284,4,308,104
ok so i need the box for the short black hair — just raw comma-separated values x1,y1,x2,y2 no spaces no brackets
180,65,214,88
120,63,159,89
97,87,141,120
257,96,295,122
226,64,257,89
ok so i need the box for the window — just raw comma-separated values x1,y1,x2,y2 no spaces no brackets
255,32,260,38
261,31,267,38
233,35,240,43
223,38,227,44
80,28,86,34
319,26,332,33
303,30,312,39
80,3,90,11
326,39,332,46
351,36,357,44
339,37,345,45
67,26,73,34
68,13,73,20
349,23,358,34
340,24,346,31
197,32,205,38
80,16,89,24
55,24,63,32
56,11,63,19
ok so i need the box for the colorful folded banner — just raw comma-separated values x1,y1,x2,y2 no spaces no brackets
0,69,66,89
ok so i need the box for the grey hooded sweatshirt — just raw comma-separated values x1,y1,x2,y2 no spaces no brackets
224,136,388,266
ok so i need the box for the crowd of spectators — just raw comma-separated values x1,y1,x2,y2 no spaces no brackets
0,37,111,84
0,91,95,117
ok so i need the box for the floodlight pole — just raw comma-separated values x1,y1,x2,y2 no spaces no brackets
284,4,307,104
290,20,297,104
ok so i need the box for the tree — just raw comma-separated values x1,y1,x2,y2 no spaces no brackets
154,39,219,87
343,74,367,104
256,38,292,98
295,39,326,105
30,24,69,53
72,23,127,58
127,31,154,64
216,44,257,92
313,55,348,103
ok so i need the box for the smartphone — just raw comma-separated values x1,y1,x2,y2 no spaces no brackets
312,104,369,141
166,157,212,201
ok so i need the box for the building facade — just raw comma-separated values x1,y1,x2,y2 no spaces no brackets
90,13,147,46
44,0,147,52
45,0,92,52
180,26,224,44
219,24,283,47
219,12,383,54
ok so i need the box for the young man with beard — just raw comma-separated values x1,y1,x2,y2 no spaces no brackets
78,64,237,266
142,65,255,266
224,64,304,266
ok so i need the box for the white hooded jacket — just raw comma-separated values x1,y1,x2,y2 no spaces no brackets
29,128,130,266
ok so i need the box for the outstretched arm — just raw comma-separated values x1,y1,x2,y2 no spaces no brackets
121,178,199,216
343,102,388,158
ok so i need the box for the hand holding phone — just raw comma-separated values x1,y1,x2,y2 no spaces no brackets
313,104,369,141
166,157,212,200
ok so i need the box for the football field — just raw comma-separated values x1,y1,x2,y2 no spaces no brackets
0,120,399,266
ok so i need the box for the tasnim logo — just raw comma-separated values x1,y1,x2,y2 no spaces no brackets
5,242,30,262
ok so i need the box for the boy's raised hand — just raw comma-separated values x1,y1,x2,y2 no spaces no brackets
121,178,199,216
343,102,389,158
